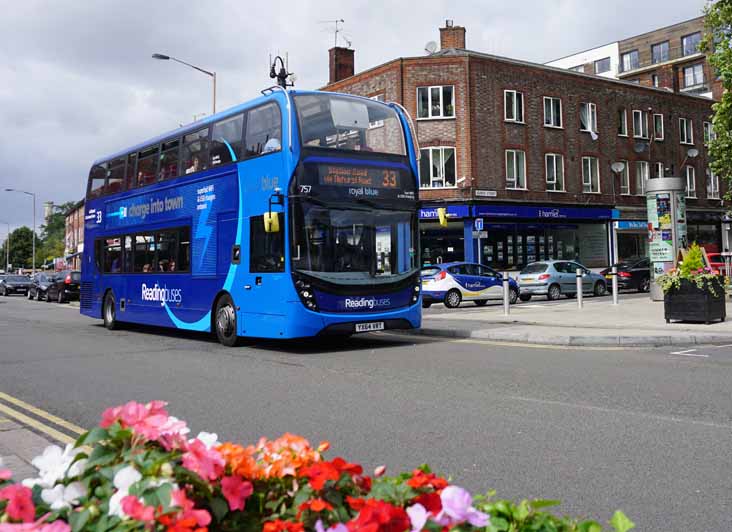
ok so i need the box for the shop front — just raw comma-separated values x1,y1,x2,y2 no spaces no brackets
613,220,648,263
419,205,470,266
687,210,723,253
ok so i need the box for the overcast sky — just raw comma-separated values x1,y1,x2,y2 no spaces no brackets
0,0,708,236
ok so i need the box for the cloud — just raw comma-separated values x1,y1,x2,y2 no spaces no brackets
0,0,706,232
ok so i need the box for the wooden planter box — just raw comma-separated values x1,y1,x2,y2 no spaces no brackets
664,278,726,324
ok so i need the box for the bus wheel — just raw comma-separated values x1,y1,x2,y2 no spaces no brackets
103,292,119,330
215,295,240,347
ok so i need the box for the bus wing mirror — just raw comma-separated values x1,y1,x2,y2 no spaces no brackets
264,212,280,233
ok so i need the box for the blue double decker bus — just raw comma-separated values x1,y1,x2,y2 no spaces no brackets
81,89,421,345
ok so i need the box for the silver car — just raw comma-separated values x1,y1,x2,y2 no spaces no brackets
517,260,608,301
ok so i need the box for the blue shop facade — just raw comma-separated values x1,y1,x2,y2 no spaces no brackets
419,203,621,270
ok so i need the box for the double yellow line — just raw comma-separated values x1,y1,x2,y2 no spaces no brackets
0,391,86,445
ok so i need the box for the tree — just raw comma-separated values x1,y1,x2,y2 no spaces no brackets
0,226,42,271
39,201,77,264
703,0,732,201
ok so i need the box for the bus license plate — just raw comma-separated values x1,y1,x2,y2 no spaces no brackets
355,322,385,333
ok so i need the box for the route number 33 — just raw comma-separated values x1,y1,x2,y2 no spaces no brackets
382,170,397,188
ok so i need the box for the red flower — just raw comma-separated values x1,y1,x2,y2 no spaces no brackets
406,469,447,490
0,484,35,522
221,476,253,512
121,495,156,522
297,498,334,518
162,488,211,532
346,496,366,511
413,492,442,515
347,499,410,532
302,461,340,490
262,519,305,532
331,457,363,476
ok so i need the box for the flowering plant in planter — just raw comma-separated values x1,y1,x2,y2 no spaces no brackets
656,243,727,296
0,400,634,532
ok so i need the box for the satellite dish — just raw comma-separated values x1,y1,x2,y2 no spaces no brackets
633,141,648,154
424,41,438,55
611,161,626,174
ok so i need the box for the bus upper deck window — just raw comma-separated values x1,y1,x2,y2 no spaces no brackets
245,103,282,157
182,129,209,175
210,114,244,167
107,158,126,194
159,139,180,181
137,146,158,186
88,164,107,197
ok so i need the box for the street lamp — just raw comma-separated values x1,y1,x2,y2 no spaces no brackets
4,189,36,274
0,221,9,273
152,53,217,115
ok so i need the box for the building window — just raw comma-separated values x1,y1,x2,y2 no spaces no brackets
580,102,597,133
581,156,600,193
618,108,628,136
635,161,649,196
653,113,664,140
632,110,649,138
685,166,696,198
703,121,715,144
651,41,670,64
683,64,704,88
594,57,611,74
621,50,640,72
679,117,694,145
417,86,455,119
505,149,527,190
681,32,702,57
545,153,565,191
619,160,630,195
651,74,659,87
707,168,720,199
419,147,456,188
543,97,562,128
504,90,524,123
369,94,385,128
570,65,585,73
655,161,665,178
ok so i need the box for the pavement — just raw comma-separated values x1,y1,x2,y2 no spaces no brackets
418,292,732,347
0,417,56,483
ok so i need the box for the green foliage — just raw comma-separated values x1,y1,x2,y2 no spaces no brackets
0,226,42,270
39,201,77,264
656,243,726,295
679,243,705,276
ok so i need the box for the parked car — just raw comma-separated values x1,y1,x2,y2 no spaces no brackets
28,272,57,301
420,262,519,308
517,260,607,301
46,270,81,303
0,275,31,296
706,252,729,275
600,256,651,292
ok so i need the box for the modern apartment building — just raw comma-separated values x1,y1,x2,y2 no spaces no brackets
547,16,720,100
322,21,725,270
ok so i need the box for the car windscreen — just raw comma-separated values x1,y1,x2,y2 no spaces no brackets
7,276,28,282
520,263,548,274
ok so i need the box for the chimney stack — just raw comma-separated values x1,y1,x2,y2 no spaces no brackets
329,46,354,84
439,19,466,50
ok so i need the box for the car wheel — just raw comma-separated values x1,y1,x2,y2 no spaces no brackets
519,294,532,302
422,301,432,309
46,291,54,303
509,287,519,304
593,281,607,297
57,290,65,304
444,289,462,309
36,291,43,301
103,292,119,330
639,277,650,293
215,294,240,347
474,300,488,307
547,284,561,300
0,287,5,296
27,290,34,300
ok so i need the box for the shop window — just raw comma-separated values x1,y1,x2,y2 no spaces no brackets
419,147,456,188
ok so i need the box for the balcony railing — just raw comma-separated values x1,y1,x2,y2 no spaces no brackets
618,43,703,75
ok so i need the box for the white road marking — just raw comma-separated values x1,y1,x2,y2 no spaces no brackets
669,348,709,358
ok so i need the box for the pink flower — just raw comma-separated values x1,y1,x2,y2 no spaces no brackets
0,470,11,481
182,439,225,481
0,519,70,532
99,401,188,445
0,484,36,523
170,489,212,528
220,476,253,511
435,486,489,528
121,495,156,522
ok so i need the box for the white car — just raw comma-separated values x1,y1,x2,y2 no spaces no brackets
420,262,519,308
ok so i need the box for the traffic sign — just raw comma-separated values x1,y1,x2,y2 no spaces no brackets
474,218,484,231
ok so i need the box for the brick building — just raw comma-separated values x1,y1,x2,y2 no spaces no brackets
323,21,725,270
547,16,721,100
64,199,84,270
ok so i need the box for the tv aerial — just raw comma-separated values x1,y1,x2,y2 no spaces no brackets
269,53,295,88
424,41,438,55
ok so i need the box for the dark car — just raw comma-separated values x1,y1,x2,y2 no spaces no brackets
28,272,57,301
601,256,650,292
46,270,81,303
0,275,31,296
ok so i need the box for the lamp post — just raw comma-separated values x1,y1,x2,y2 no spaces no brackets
610,161,626,265
0,221,9,273
4,189,36,274
152,53,216,115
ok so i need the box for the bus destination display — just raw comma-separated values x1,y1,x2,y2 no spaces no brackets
319,165,399,189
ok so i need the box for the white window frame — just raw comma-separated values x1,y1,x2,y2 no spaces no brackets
504,90,525,123
368,94,385,128
545,153,565,192
683,64,704,89
416,86,455,119
703,121,715,144
685,166,696,198
679,117,694,145
581,156,600,193
651,74,659,87
543,97,562,128
654,161,665,178
420,147,457,189
618,109,628,136
632,110,649,139
505,149,527,190
707,168,720,199
619,160,630,195
580,102,597,133
653,113,664,141
635,161,649,196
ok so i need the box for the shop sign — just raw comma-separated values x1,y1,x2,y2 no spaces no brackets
475,190,497,197
419,205,470,220
473,205,613,220
615,221,647,230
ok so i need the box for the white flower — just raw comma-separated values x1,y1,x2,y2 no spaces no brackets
192,432,219,450
41,482,87,510
108,466,142,518
29,444,84,488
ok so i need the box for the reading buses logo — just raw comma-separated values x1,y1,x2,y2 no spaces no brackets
141,283,182,305
343,297,391,310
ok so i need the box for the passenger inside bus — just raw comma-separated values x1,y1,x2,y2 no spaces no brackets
185,156,201,174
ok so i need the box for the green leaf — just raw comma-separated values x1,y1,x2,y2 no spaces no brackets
210,496,229,522
69,508,91,532
578,521,603,532
77,427,109,447
531,499,561,509
609,510,635,532
513,500,530,521
85,446,118,468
